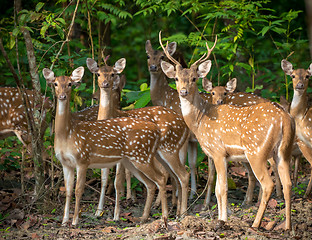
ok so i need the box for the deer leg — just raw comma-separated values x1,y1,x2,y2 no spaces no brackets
125,168,132,200
95,168,109,216
154,171,169,208
62,165,75,225
269,157,282,199
241,162,257,207
246,155,274,229
156,151,189,217
122,160,157,222
204,157,215,209
293,155,300,187
213,155,228,221
113,163,126,221
72,165,87,226
188,141,198,199
276,154,292,230
297,140,312,197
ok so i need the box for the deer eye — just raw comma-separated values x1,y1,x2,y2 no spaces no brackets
54,82,58,87
212,92,215,95
306,75,310,79
111,73,115,77
68,82,72,87
192,78,196,82
224,92,227,95
160,56,165,60
147,55,150,59
291,75,295,78
175,78,178,81
96,73,100,77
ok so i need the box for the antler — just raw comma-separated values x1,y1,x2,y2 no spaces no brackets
159,31,180,66
192,35,217,67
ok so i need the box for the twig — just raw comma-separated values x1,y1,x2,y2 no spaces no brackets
50,0,80,70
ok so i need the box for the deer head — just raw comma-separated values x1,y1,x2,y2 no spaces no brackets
146,40,176,73
87,58,126,91
159,31,217,101
281,59,312,95
202,78,237,105
43,67,84,100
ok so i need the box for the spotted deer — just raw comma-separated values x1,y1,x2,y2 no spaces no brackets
87,57,190,219
0,87,51,153
281,59,312,197
43,66,169,226
159,32,295,230
201,78,283,208
145,40,198,199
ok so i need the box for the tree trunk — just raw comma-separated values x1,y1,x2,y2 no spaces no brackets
15,0,45,200
305,0,312,59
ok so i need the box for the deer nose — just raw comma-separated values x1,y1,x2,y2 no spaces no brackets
217,99,224,105
101,81,110,88
295,82,304,90
180,88,188,97
59,94,66,100
149,65,157,72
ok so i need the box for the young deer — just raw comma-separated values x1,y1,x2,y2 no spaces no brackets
160,32,295,230
43,66,169,226
0,87,51,153
87,57,190,218
200,78,283,209
146,40,198,200
281,59,312,197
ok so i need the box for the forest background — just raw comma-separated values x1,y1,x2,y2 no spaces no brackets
0,0,311,211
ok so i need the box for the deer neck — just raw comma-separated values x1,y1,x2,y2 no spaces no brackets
290,90,308,120
149,71,171,106
98,88,115,120
179,90,207,135
55,98,72,141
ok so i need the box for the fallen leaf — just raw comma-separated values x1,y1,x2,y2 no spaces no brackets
268,199,277,209
230,166,246,177
31,233,40,239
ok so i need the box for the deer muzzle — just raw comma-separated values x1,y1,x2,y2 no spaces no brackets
100,81,110,88
149,65,157,72
295,82,304,90
180,88,188,97
58,94,67,100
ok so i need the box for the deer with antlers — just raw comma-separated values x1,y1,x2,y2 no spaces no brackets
281,59,312,198
145,40,199,200
86,57,190,219
43,66,169,226
159,32,295,230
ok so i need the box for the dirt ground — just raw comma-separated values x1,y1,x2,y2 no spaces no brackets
1,160,312,240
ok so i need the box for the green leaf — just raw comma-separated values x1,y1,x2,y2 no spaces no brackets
139,83,149,91
36,2,45,12
134,91,150,108
40,24,49,38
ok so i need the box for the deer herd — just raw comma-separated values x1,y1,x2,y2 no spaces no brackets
1,31,312,231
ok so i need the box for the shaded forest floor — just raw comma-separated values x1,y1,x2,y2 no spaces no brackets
1,146,312,239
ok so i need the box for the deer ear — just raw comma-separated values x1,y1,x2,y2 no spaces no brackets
114,58,126,74
308,63,312,76
86,58,99,74
226,78,237,93
281,59,293,76
43,68,55,84
113,75,121,90
145,40,153,53
119,75,126,90
167,42,177,56
71,66,84,82
198,60,212,78
161,60,176,79
202,78,213,92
